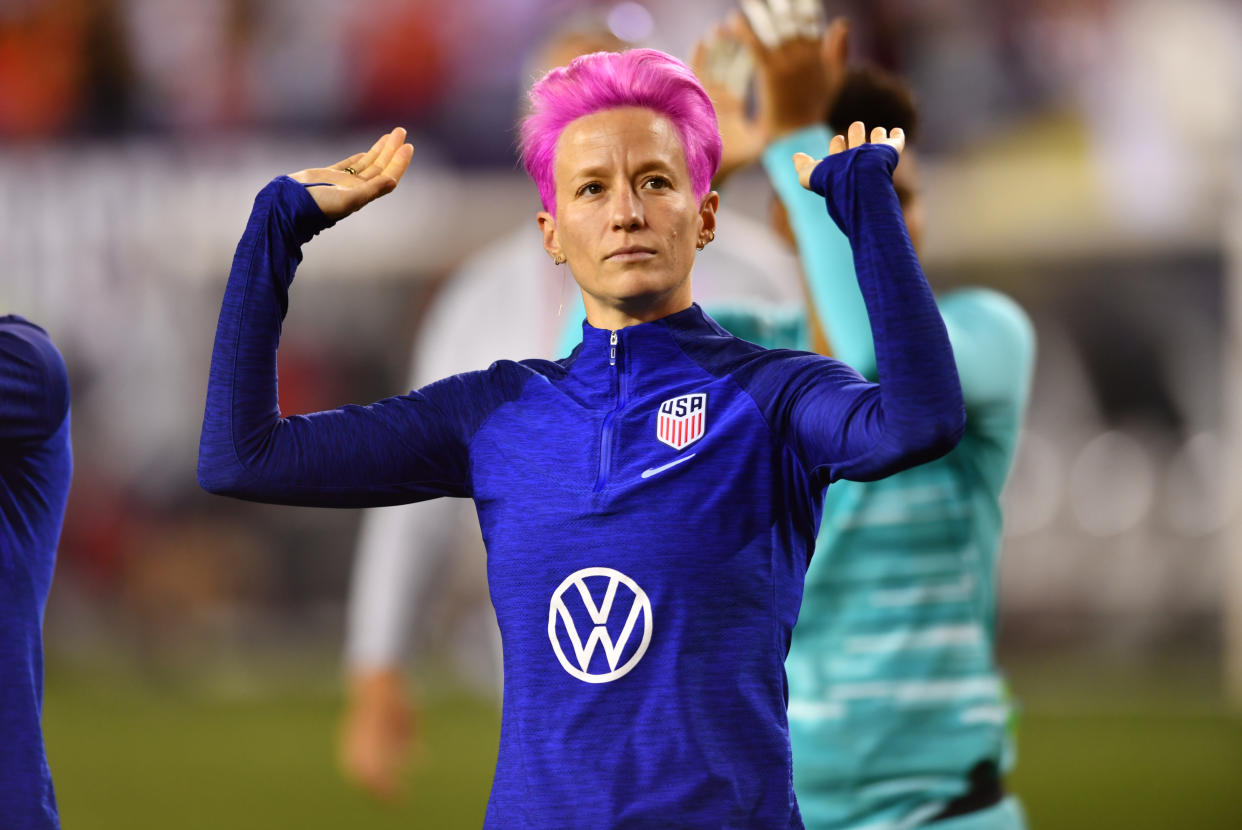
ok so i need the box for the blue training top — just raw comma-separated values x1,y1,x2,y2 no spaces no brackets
1,315,71,830
197,144,965,828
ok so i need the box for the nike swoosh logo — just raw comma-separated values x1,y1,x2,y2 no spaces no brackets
641,453,697,479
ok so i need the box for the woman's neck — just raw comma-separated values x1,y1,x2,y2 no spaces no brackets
580,286,693,331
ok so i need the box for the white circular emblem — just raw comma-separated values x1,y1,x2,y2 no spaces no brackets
547,567,653,684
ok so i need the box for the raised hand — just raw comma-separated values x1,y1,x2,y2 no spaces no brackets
792,121,905,190
733,1,850,138
288,127,415,221
691,23,765,187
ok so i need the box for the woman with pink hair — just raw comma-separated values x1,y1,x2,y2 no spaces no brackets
198,48,962,827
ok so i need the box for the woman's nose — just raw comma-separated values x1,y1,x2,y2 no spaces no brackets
611,187,644,231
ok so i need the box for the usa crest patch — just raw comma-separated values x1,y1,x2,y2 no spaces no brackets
657,393,707,450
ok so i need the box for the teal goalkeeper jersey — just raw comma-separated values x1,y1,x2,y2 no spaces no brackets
764,128,1035,829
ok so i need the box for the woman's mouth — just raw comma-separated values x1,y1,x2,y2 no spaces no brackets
606,246,657,262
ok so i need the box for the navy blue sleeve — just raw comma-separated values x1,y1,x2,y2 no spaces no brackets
0,319,70,446
197,177,522,508
744,144,964,484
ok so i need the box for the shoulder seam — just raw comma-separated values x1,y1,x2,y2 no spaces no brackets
664,330,820,488
0,324,70,439
464,364,549,491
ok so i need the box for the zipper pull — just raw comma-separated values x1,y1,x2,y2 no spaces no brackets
609,330,617,366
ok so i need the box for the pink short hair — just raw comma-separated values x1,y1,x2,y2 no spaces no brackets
519,49,722,216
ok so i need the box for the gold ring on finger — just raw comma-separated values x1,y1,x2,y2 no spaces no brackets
344,166,358,175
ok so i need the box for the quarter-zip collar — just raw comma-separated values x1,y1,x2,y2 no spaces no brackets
567,303,725,408
564,303,722,491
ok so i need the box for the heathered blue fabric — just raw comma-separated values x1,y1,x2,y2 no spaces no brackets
1,316,70,830
198,145,963,828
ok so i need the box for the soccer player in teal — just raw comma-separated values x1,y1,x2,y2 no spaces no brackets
721,5,1037,826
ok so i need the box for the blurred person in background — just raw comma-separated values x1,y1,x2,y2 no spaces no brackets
0,0,91,138
1,315,72,829
339,20,808,801
197,41,964,824
716,2,1035,827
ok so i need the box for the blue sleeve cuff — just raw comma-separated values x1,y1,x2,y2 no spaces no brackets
267,175,337,246
808,144,900,236
808,143,899,198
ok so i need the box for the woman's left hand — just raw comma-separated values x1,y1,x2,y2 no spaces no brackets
792,121,906,191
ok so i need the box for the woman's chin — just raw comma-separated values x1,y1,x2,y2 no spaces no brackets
576,268,691,321
605,268,682,298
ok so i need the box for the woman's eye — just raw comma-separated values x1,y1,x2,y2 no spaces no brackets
577,182,603,197
643,176,670,190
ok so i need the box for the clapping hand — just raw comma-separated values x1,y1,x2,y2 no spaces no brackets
792,121,906,191
691,23,764,187
733,0,849,139
289,127,415,221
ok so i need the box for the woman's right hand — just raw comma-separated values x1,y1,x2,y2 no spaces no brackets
289,127,414,221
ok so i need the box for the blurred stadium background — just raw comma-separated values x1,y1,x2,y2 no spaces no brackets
4,0,1242,826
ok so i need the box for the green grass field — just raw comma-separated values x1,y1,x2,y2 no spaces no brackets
42,653,1242,829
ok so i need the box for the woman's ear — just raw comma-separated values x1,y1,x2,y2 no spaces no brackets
537,211,564,263
697,191,719,248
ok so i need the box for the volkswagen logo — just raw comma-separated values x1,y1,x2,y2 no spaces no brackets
547,567,653,683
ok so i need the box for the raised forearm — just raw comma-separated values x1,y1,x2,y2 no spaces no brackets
808,144,963,473
197,177,330,497
196,178,468,507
